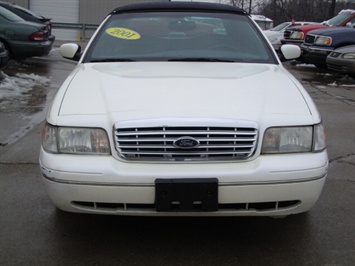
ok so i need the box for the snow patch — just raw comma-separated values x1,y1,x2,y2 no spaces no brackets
328,81,338,87
296,63,316,68
0,72,51,99
340,84,355,88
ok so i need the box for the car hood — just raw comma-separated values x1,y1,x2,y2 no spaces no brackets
332,44,355,53
263,30,282,38
308,27,355,37
263,31,283,43
55,62,312,124
290,24,329,32
263,30,281,35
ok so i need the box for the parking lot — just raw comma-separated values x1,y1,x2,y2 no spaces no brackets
0,43,354,265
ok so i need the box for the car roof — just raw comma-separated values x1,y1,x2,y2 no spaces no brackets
111,2,246,15
339,9,355,14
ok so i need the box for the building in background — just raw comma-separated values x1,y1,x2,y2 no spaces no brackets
250,14,273,30
7,0,169,40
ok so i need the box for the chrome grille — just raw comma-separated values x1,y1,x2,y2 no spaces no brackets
283,29,292,39
114,123,258,161
304,34,316,45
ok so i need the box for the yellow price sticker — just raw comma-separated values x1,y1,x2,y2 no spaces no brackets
106,27,141,40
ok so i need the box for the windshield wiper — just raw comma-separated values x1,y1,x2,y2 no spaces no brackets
90,58,136,62
167,58,235,62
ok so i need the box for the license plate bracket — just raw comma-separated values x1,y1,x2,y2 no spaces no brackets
155,178,218,212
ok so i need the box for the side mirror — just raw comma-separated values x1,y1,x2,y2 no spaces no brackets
280,44,301,61
60,43,82,61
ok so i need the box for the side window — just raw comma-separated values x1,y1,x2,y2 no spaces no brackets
347,17,355,27
0,6,23,21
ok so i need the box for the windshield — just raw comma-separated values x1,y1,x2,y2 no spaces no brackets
0,6,24,22
14,5,45,20
84,11,275,64
270,22,290,31
326,12,353,26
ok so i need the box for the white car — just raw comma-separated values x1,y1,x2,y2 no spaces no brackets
40,2,328,217
264,21,319,49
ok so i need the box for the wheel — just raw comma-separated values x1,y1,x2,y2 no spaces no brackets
0,71,5,81
0,41,10,55
0,41,10,73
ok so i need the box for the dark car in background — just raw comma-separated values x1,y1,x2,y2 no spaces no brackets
281,9,355,46
264,21,319,50
300,27,355,68
0,1,55,43
327,45,355,77
0,5,53,59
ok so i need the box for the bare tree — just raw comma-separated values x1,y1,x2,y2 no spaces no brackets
227,0,244,8
226,0,354,24
258,0,350,25
329,0,336,17
226,0,263,13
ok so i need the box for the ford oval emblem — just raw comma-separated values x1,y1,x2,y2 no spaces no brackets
173,137,200,149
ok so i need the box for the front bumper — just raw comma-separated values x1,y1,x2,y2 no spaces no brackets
301,44,334,65
281,39,304,46
327,56,355,75
48,35,56,43
40,148,328,217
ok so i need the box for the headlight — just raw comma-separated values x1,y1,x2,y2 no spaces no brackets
342,52,355,59
314,35,332,46
42,124,110,155
290,31,304,40
262,124,326,154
